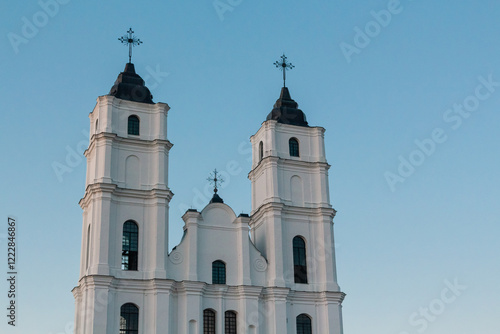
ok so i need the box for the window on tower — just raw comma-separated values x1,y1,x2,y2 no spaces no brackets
225,311,237,334
293,236,308,284
296,314,312,334
122,221,138,270
212,260,226,284
128,115,140,135
203,309,216,334
120,303,139,334
289,138,299,157
259,141,264,161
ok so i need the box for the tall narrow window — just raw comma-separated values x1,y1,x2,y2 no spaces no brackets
122,221,138,270
120,303,139,334
289,138,299,157
203,309,216,334
212,260,226,284
128,115,140,135
225,311,237,334
293,236,308,283
86,225,91,269
296,314,312,334
259,141,264,161
95,119,99,134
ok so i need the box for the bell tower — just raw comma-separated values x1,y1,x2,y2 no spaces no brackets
72,61,173,333
248,55,344,333
249,86,339,289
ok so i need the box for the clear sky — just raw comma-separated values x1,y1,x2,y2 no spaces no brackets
1,0,499,333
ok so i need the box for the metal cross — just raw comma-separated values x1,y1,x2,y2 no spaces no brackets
274,54,295,87
118,28,143,63
207,169,224,194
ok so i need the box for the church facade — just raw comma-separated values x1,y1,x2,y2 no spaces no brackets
72,61,345,334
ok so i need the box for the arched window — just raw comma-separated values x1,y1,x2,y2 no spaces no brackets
259,141,264,161
86,225,91,269
122,221,138,270
293,236,308,284
289,138,299,157
128,115,140,135
120,303,139,334
203,309,216,334
95,119,99,134
225,311,237,334
296,314,312,334
212,260,226,284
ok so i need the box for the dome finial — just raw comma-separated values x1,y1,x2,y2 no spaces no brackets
207,169,225,203
118,27,143,63
273,54,295,87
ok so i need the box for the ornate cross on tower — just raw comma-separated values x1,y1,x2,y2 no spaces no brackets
274,54,295,87
207,169,224,194
118,28,143,63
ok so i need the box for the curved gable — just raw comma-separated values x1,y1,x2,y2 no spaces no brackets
200,203,237,228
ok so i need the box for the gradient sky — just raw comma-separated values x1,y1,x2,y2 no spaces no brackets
1,0,499,333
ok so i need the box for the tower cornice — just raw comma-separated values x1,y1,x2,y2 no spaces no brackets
249,201,336,224
250,120,326,142
235,285,264,298
287,290,346,303
92,94,170,115
319,291,346,304
79,183,173,209
85,132,173,158
261,286,291,300
248,156,330,180
176,280,207,294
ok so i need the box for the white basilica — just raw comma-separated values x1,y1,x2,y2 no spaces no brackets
72,58,345,334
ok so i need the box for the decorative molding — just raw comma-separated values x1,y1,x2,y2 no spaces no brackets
169,251,183,265
254,258,268,272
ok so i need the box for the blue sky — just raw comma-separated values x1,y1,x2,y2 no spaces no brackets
1,0,499,333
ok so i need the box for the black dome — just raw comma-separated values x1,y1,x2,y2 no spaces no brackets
209,193,224,204
266,87,308,127
108,63,154,104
